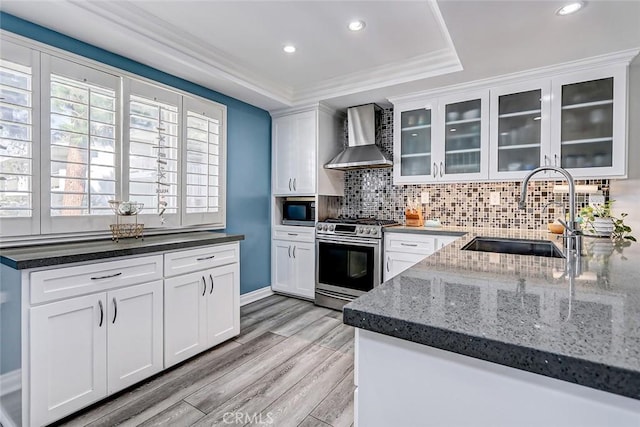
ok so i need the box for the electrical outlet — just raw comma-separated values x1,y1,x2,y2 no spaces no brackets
490,192,500,206
421,191,430,204
589,194,605,207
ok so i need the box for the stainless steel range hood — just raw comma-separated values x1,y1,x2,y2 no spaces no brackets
324,104,392,171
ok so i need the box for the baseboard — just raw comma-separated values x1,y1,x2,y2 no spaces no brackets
240,286,274,307
0,369,20,396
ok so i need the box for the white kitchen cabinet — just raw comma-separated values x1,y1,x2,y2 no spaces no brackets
383,232,462,282
107,281,163,394
271,105,344,197
550,65,627,177
271,226,315,298
29,280,163,426
30,293,107,427
164,244,240,367
272,110,316,195
394,90,490,184
489,79,552,180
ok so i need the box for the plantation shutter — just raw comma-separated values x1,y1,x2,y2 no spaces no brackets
41,54,120,234
182,96,226,227
124,79,180,228
0,41,39,236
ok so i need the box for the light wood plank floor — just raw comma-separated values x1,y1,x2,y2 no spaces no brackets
56,295,354,427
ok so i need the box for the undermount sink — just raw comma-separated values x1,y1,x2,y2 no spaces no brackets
461,236,565,258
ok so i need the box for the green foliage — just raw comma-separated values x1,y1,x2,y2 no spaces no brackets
579,200,636,242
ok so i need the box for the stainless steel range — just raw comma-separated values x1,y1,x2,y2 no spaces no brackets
315,217,399,311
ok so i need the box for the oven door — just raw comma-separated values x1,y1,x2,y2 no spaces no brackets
316,236,381,299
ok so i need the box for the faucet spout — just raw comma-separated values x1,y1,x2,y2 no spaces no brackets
519,166,582,255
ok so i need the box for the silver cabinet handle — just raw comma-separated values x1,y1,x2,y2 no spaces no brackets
98,300,104,327
293,246,296,258
554,154,559,166
196,255,216,261
112,297,118,324
287,233,298,236
544,155,549,166
289,178,292,191
433,162,437,178
293,178,297,191
91,272,122,280
400,242,418,247
209,274,214,294
440,161,444,177
202,276,207,296
386,257,390,272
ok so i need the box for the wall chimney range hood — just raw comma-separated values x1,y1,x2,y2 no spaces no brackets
324,104,392,171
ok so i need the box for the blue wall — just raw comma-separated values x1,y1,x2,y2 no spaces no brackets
0,12,271,295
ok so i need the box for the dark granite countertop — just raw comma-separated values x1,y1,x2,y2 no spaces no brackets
344,227,640,400
0,231,244,269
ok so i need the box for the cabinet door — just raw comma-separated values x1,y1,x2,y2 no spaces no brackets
107,281,163,394
272,115,296,195
489,80,551,180
551,66,627,177
384,251,426,282
394,105,435,184
271,239,293,293
164,271,208,367
292,110,317,194
292,241,315,298
30,293,107,427
439,91,490,181
206,263,240,347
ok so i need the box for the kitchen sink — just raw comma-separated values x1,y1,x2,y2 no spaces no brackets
461,236,565,258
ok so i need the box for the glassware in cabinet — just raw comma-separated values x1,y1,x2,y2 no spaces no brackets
400,108,432,177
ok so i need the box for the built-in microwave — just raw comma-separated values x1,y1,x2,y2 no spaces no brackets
282,199,315,226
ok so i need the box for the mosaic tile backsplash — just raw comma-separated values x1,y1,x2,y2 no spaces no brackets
340,108,610,229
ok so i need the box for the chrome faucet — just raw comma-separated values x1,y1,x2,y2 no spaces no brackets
519,166,582,255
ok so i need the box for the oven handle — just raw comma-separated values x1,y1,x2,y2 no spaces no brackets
317,237,381,247
315,289,355,302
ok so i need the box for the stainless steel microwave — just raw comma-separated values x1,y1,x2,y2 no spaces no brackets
282,200,315,225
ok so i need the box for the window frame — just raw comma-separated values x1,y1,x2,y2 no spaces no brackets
0,31,228,244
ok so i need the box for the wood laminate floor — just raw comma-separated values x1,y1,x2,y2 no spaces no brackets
56,295,354,427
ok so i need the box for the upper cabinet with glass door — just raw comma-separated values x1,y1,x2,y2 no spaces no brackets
550,65,627,177
489,80,551,180
394,104,433,183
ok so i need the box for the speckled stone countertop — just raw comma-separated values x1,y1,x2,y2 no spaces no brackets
344,227,640,400
0,231,244,269
383,225,467,237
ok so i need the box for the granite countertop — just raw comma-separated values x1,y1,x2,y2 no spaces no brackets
384,225,468,237
0,231,245,269
344,227,640,400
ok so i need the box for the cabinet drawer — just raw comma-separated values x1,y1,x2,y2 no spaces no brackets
164,243,239,277
384,233,435,255
272,226,315,242
30,255,163,305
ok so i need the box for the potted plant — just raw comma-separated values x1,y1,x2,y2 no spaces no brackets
579,200,636,241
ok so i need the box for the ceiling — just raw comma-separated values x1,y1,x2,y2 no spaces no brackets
2,1,640,112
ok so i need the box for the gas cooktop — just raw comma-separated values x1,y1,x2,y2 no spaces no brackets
323,217,399,226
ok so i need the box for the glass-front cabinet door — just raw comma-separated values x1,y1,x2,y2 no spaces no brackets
438,91,489,181
489,80,551,180
394,104,433,183
551,66,627,177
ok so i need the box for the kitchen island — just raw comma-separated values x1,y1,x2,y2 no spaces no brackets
344,227,640,427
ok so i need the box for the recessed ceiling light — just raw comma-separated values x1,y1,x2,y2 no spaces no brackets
348,20,366,31
556,2,585,16
283,45,296,54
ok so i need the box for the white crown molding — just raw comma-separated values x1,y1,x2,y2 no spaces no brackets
388,48,640,105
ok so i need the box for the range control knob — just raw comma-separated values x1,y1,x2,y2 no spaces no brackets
323,224,328,231
371,228,378,236
357,227,363,233
365,228,371,234
329,225,335,231
316,224,323,231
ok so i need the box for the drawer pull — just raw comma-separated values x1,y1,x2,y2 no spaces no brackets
400,243,418,247
112,298,118,324
91,272,122,280
287,233,298,236
202,276,207,296
98,300,104,327
209,274,214,294
196,255,216,261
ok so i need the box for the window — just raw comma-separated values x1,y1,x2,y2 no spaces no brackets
0,36,227,240
0,40,38,236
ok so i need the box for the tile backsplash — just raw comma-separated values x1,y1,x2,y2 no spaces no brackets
340,108,610,229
